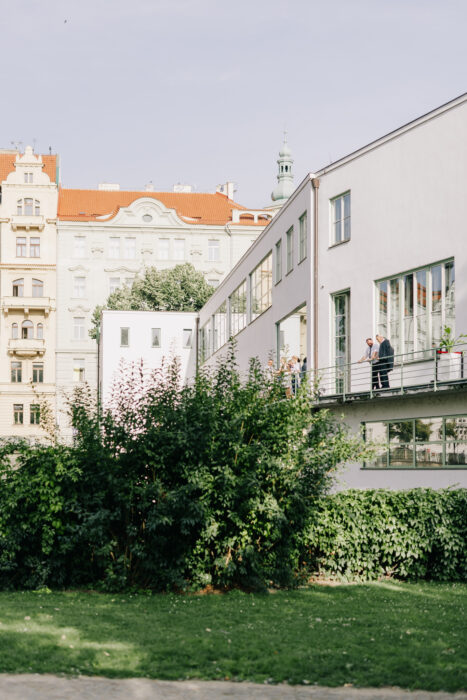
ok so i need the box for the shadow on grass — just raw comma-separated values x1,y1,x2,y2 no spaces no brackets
0,583,465,691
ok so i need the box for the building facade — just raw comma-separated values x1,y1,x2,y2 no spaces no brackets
197,93,467,489
56,186,270,433
0,147,59,440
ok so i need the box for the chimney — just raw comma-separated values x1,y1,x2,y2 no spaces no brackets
145,182,154,192
173,184,193,193
216,181,235,200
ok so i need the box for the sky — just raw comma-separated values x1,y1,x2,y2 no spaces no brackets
2,0,467,207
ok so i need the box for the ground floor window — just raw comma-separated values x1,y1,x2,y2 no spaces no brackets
14,404,23,425
30,404,41,425
364,414,467,468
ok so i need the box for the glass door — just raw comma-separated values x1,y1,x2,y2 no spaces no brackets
333,291,350,393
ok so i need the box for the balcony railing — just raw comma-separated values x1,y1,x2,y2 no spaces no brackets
2,296,52,315
310,342,467,405
10,214,45,231
8,338,46,357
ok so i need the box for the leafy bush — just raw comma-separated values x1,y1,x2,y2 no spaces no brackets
0,348,366,591
306,489,467,581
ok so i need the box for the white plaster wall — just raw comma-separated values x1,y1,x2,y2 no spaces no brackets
99,310,197,404
199,179,313,372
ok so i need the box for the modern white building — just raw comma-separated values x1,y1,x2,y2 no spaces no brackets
0,147,59,440
99,310,197,405
197,93,467,490
56,185,271,433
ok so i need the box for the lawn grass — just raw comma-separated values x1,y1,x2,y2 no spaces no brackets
0,582,465,691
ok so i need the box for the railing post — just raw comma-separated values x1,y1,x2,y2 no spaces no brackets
433,348,437,391
400,354,404,395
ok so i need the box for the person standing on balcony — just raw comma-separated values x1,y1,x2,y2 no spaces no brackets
358,337,380,390
375,334,394,389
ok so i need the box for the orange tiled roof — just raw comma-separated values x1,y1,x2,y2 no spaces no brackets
0,152,57,183
58,189,265,226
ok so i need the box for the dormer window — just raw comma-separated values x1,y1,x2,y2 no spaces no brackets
24,173,33,184
17,198,40,215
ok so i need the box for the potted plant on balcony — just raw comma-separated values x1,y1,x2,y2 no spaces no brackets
436,326,467,381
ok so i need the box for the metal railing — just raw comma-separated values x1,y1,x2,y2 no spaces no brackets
309,342,467,404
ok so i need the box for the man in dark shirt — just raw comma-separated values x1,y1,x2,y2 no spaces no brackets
375,334,394,389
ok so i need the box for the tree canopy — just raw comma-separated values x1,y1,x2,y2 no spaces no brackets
90,263,213,338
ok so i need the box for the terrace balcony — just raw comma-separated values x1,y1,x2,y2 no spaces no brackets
2,296,52,315
8,338,45,357
311,342,467,406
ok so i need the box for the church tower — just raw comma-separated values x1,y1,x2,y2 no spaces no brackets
271,133,295,207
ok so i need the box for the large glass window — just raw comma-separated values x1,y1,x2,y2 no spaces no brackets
332,291,350,393
331,191,351,244
250,253,272,321
364,415,467,468
230,280,247,337
213,302,227,352
286,227,294,273
376,260,455,355
299,211,307,262
17,198,40,215
275,240,282,284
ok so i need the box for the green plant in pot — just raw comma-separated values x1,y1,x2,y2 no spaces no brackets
438,326,467,353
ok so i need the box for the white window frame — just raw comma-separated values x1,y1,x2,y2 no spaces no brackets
109,237,120,259
73,236,86,258
124,237,136,259
208,239,220,262
286,226,294,274
298,211,307,262
73,276,86,298
330,191,351,245
73,317,85,341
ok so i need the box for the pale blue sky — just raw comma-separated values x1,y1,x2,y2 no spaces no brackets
2,0,466,207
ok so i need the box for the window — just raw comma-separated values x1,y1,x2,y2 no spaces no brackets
213,302,227,352
364,415,467,468
121,327,129,346
332,291,350,393
14,404,23,425
13,279,24,297
24,172,33,183
73,236,86,258
173,239,185,261
30,237,40,257
158,239,169,260
299,211,307,262
11,361,22,383
207,279,219,288
73,317,85,340
124,277,133,287
376,260,455,355
199,321,211,363
286,226,294,273
16,237,27,257
183,329,192,348
331,191,351,244
36,323,43,339
250,253,272,321
151,328,161,348
11,323,18,339
109,237,120,258
16,198,40,215
275,240,282,283
32,279,44,297
30,404,40,425
73,359,85,382
73,276,86,298
208,240,220,261
32,363,44,383
109,277,120,294
124,237,136,259
230,280,247,336
22,320,33,339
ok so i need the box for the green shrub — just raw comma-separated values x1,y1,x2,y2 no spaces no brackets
0,348,366,592
306,489,467,581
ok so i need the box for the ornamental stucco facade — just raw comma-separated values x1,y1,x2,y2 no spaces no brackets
0,147,58,440
56,191,269,433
